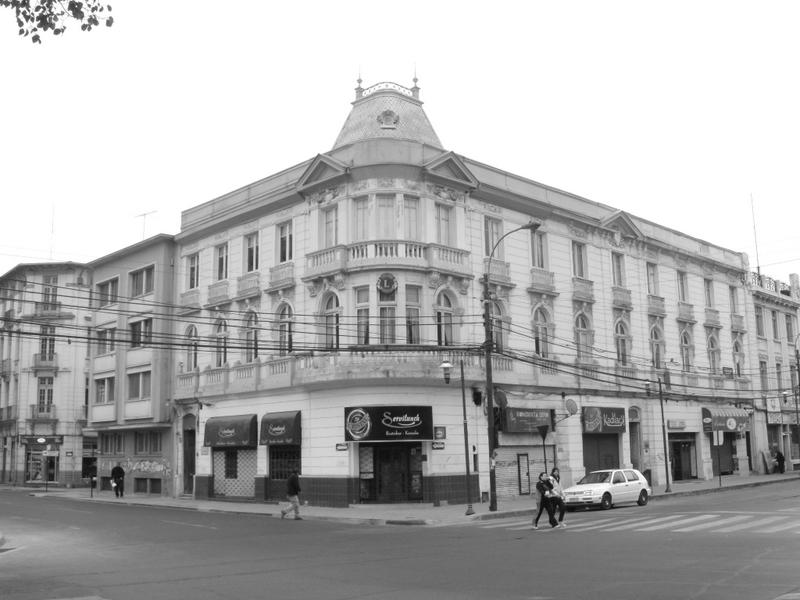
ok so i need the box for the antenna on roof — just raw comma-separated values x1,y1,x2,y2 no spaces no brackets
750,193,761,275
49,203,55,260
135,210,157,240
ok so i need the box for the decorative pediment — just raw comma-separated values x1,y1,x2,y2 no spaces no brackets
297,154,350,194
601,210,644,241
422,152,478,189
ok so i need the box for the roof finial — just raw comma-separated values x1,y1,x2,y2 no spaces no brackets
355,69,364,100
411,65,419,99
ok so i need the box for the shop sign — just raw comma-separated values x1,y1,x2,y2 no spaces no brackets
701,407,749,432
503,408,554,433
582,407,626,433
344,406,434,442
766,412,784,425
434,426,446,440
335,443,349,451
432,441,445,450
21,435,63,446
667,419,687,430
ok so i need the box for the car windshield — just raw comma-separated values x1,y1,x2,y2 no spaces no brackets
578,471,611,484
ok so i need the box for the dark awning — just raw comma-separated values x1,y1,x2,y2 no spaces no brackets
260,411,301,445
203,414,257,447
702,407,750,432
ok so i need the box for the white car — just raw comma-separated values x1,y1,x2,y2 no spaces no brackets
563,468,651,510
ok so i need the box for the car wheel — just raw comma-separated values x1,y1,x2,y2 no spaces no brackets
637,490,649,506
600,493,612,510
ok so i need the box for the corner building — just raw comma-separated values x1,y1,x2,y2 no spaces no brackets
171,80,779,506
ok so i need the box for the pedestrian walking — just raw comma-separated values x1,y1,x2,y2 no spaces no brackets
532,471,557,529
549,467,566,528
280,468,302,520
775,448,785,474
110,462,125,498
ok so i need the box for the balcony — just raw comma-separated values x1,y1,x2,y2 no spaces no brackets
206,280,230,306
236,272,261,299
0,405,18,421
266,262,295,293
572,277,594,303
528,268,557,296
612,287,632,309
647,295,666,316
304,241,471,286
179,289,201,312
33,353,58,371
704,307,721,328
30,404,57,421
677,301,695,323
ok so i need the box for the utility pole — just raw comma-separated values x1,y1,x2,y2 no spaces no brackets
658,377,672,493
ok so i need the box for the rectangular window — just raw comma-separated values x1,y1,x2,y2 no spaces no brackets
787,314,795,343
646,263,659,295
791,364,798,392
94,377,115,404
729,286,738,313
403,196,419,241
100,433,123,455
405,285,421,344
278,221,293,262
377,194,395,239
245,233,259,272
353,197,368,241
356,286,369,345
134,431,162,454
677,271,688,303
435,204,452,246
215,244,228,281
42,275,58,308
755,306,764,337
97,278,119,306
130,266,154,296
704,279,714,308
323,206,338,248
130,319,153,348
97,328,116,354
37,376,53,411
772,310,780,340
39,325,55,358
611,252,625,287
128,371,151,401
760,360,768,391
776,363,783,393
531,230,546,269
378,284,396,345
572,241,587,278
187,254,200,289
484,217,503,258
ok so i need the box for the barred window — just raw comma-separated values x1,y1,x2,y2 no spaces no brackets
269,445,300,480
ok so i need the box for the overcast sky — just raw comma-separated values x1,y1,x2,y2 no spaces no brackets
2,1,799,283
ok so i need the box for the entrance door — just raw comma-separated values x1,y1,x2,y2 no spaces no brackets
671,440,697,480
376,445,407,502
582,434,620,474
183,429,196,494
517,453,531,495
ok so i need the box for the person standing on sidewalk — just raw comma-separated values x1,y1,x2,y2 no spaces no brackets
775,448,786,474
532,472,557,529
110,462,125,498
549,468,566,528
280,469,302,520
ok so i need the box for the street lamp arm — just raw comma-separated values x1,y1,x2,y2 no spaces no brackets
486,221,542,276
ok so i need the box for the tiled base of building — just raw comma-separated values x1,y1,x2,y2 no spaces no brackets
196,474,480,507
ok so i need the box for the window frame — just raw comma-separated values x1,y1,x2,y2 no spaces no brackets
215,243,229,281
244,232,259,273
572,241,587,279
278,221,293,263
127,370,151,401
97,277,119,307
130,265,155,297
187,253,200,290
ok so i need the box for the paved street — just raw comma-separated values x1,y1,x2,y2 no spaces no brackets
1,480,800,600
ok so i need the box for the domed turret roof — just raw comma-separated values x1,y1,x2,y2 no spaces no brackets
332,79,443,150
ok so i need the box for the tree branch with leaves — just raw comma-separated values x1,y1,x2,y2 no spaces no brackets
1,0,113,43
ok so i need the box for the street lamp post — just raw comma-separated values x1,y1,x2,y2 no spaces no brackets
483,221,541,511
793,340,800,463
440,359,475,515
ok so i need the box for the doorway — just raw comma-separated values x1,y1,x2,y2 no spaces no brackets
360,443,422,503
670,437,698,480
517,453,531,495
183,428,195,495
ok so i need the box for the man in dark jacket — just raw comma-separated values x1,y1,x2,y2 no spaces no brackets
111,462,125,498
280,469,302,520
532,472,558,529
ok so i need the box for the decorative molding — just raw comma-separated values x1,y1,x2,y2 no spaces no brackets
306,185,343,205
377,177,395,188
377,109,400,129
427,183,464,203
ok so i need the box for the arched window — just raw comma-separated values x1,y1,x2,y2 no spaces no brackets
244,312,258,362
215,319,228,367
532,307,550,358
185,325,198,371
574,313,592,362
278,304,293,356
614,320,629,365
679,329,693,372
489,300,505,352
650,325,664,369
707,332,721,374
323,294,340,350
435,291,454,346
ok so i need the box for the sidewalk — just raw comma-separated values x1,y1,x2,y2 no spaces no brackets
3,471,798,530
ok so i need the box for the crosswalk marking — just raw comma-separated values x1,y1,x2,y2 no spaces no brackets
603,515,687,531
636,514,719,531
568,516,651,532
761,521,800,533
672,515,750,532
481,519,531,529
714,516,785,532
